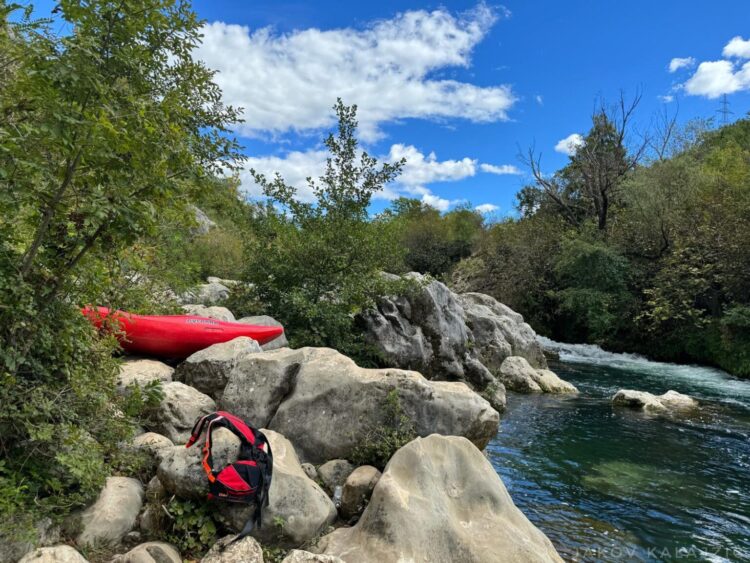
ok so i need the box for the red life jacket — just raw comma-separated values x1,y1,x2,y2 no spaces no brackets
186,411,273,535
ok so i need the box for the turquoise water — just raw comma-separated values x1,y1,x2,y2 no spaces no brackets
488,340,750,562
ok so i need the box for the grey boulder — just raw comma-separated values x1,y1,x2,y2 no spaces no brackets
459,292,547,369
361,274,557,409
219,347,499,463
190,205,216,236
174,337,261,399
238,315,289,350
150,382,215,444
318,435,563,563
157,427,239,499
182,304,235,322
317,460,355,495
301,463,318,481
282,551,344,563
117,359,173,392
191,281,231,305
76,477,144,548
19,546,88,563
112,542,181,563
339,465,381,520
128,432,174,476
217,430,337,547
201,536,263,563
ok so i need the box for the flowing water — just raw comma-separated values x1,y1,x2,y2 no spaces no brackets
487,338,750,562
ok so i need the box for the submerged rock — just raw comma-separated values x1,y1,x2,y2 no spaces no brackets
219,346,499,463
612,389,698,413
317,434,563,563
77,477,144,548
499,356,578,394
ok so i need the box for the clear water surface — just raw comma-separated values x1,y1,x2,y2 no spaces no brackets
487,339,750,562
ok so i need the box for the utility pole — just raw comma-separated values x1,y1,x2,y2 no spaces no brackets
716,94,733,126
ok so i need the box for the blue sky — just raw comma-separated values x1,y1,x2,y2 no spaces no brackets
33,0,750,215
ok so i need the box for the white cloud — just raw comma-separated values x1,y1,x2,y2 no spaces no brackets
475,203,499,213
196,4,516,141
669,57,695,73
240,149,328,202
388,144,476,188
658,94,674,103
421,193,455,211
554,133,584,156
723,36,750,59
480,163,521,175
680,36,750,99
535,95,543,105
684,59,750,98
241,144,477,207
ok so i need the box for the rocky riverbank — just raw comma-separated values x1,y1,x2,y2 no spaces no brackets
13,276,575,563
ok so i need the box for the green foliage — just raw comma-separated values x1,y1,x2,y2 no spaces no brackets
550,238,633,342
0,0,241,542
231,100,404,357
263,546,292,563
384,198,484,277
463,115,750,375
121,380,165,419
351,389,417,469
163,498,219,556
191,228,245,280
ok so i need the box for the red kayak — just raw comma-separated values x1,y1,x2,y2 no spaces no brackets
82,306,284,359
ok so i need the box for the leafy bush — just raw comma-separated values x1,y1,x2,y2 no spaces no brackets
0,0,241,543
190,228,245,280
351,390,416,469
163,498,219,556
551,237,634,342
384,198,484,278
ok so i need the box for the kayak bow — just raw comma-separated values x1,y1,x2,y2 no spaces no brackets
82,306,284,359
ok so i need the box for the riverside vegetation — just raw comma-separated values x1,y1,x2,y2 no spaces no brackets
1,1,748,561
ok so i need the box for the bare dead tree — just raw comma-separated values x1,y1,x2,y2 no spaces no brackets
521,145,584,227
649,103,680,161
523,90,649,232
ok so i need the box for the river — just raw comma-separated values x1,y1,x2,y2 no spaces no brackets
487,338,750,562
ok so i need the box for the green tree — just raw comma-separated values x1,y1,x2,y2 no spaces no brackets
0,0,241,539
234,100,404,355
551,237,633,342
385,198,484,277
